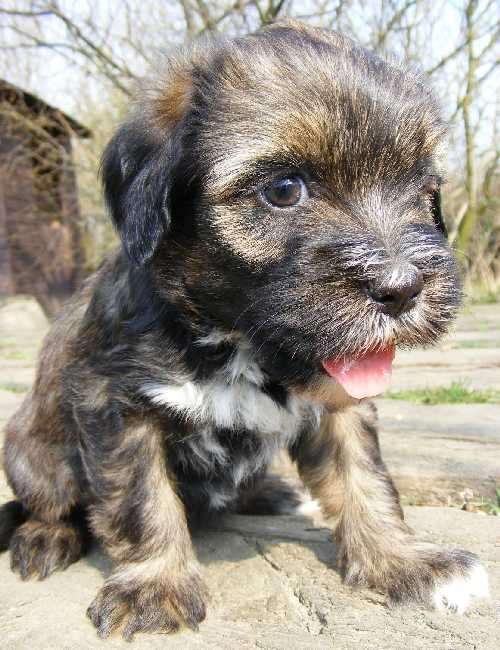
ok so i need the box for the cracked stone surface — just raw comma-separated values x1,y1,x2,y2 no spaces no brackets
378,399,500,504
0,298,499,648
0,508,498,649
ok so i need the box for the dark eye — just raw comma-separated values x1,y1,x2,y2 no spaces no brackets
261,176,306,208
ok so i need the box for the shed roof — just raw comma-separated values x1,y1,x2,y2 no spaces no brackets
0,78,91,138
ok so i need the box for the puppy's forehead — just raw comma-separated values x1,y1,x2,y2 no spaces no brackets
193,28,444,198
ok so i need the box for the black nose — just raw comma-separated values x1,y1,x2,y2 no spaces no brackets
366,264,423,317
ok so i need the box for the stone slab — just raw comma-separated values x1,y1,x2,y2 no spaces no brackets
378,399,500,504
0,508,498,649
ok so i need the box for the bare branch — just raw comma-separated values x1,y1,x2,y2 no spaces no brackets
376,0,417,49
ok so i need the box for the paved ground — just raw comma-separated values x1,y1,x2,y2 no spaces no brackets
0,508,498,650
0,297,499,649
380,303,500,506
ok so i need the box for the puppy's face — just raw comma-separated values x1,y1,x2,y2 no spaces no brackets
103,23,460,398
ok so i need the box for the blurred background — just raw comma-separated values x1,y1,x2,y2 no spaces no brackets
0,0,498,316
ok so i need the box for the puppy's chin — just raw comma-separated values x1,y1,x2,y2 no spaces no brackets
291,375,361,411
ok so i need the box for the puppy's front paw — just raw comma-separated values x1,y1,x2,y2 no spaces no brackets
393,547,489,613
87,561,208,640
340,543,489,613
10,520,83,580
431,558,489,614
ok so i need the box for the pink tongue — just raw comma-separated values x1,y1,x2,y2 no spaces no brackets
322,346,395,399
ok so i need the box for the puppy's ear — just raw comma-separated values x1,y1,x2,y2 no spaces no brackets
429,188,448,238
101,66,194,266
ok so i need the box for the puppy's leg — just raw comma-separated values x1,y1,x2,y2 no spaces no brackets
2,392,85,579
236,473,304,515
293,402,488,612
83,417,207,639
1,293,94,576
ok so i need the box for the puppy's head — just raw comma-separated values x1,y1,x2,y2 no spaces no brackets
102,21,461,401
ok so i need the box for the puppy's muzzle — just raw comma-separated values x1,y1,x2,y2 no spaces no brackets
365,263,423,317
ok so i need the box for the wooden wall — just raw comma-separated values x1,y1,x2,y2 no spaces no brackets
0,110,84,318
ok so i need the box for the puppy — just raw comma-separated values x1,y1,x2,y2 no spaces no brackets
0,21,488,639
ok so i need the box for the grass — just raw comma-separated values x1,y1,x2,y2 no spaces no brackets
451,339,498,349
386,381,500,405
463,487,500,516
0,382,28,394
0,349,34,361
462,281,499,305
468,289,499,305
0,341,35,361
400,488,500,515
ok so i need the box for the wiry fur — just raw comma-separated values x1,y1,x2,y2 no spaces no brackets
292,402,483,605
0,20,487,640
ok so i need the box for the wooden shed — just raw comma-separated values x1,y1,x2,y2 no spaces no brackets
0,79,90,317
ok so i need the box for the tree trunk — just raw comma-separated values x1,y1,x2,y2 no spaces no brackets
456,0,479,258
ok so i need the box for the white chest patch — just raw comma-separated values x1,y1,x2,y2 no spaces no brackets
142,339,321,507
143,341,318,438
145,377,307,436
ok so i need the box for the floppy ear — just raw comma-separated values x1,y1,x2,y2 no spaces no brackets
101,122,173,265
430,188,447,237
101,61,195,266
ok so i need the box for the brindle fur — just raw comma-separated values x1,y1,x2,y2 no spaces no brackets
0,21,483,640
292,403,478,603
